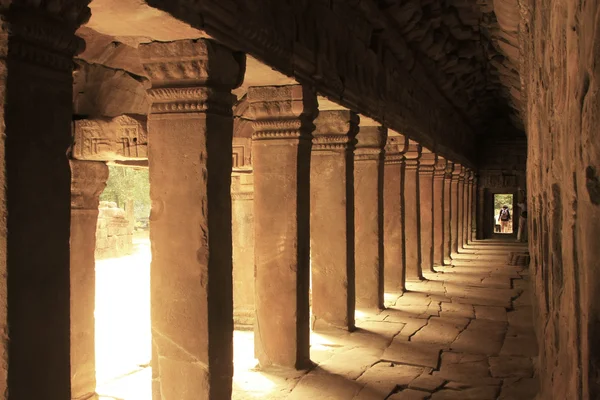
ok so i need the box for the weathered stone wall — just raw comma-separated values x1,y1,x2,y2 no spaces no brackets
95,201,133,259
522,1,600,398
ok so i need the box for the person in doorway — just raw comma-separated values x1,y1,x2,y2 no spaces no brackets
498,205,511,233
517,200,528,242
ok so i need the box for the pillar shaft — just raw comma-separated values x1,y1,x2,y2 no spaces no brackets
3,3,91,397
457,169,466,250
250,85,317,369
443,163,454,265
311,110,358,328
354,125,386,309
404,142,422,281
450,166,462,256
464,171,473,246
470,176,478,242
432,158,446,266
383,135,408,294
140,39,244,400
419,151,435,273
70,161,108,400
460,170,471,249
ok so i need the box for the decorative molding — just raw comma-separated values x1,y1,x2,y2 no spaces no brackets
248,85,317,142
312,110,358,151
7,2,92,71
148,87,235,116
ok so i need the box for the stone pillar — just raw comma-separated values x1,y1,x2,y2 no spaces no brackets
383,134,408,294
404,141,422,281
457,167,466,250
418,149,436,274
310,110,358,329
354,124,387,310
70,161,108,400
0,2,91,398
450,164,462,257
464,171,474,246
249,85,317,369
231,172,254,330
140,39,244,400
471,175,478,242
443,162,454,265
476,182,485,240
432,157,447,267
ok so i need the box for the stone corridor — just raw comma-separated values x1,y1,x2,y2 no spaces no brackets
229,240,536,400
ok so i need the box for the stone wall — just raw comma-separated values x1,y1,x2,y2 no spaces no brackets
522,1,600,398
95,201,133,259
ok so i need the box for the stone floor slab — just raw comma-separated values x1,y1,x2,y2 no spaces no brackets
382,340,442,369
388,389,431,400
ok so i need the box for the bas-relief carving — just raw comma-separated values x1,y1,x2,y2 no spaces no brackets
73,115,148,161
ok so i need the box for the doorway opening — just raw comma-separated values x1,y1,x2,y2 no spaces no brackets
494,193,514,234
95,164,152,399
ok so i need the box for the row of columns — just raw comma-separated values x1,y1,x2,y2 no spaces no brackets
8,24,480,399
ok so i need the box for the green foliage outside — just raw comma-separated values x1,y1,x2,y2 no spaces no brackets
100,165,150,221
494,193,514,220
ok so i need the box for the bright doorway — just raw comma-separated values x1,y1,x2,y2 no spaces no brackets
494,193,514,234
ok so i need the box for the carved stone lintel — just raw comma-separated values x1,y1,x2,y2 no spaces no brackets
73,115,148,161
248,85,318,142
312,110,358,150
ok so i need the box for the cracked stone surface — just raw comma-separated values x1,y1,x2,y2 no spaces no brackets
226,240,539,399
99,241,538,399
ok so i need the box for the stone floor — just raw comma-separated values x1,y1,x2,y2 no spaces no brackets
99,239,539,400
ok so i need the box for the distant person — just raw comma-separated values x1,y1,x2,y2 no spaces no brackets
494,214,501,232
517,200,528,242
498,205,511,233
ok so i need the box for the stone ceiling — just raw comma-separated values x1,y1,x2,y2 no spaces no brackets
378,0,523,132
80,0,525,140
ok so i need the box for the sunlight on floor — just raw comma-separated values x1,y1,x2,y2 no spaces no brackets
95,233,152,399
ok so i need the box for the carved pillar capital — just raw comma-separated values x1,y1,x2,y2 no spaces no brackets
452,163,463,180
248,84,318,142
384,134,408,164
355,124,387,161
434,156,447,179
458,166,467,182
404,140,422,170
6,0,92,70
419,148,436,175
444,161,455,180
312,110,358,150
70,160,109,210
140,39,245,116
